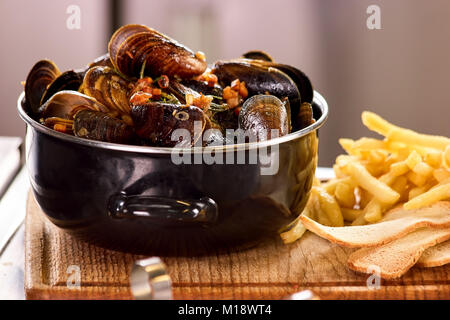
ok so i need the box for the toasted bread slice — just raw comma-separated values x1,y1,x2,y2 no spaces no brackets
347,228,450,279
417,240,450,268
299,201,450,248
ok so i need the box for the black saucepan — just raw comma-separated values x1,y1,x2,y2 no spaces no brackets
18,91,328,256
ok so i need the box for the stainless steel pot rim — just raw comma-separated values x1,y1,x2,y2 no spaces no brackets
17,90,328,154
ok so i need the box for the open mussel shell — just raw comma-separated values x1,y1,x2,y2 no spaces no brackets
108,24,207,79
74,109,135,144
25,60,61,114
39,90,110,120
239,95,289,140
131,102,207,147
242,50,273,62
80,66,132,114
40,70,84,106
88,53,114,69
212,60,301,109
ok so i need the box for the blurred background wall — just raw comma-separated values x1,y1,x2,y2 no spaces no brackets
1,0,449,166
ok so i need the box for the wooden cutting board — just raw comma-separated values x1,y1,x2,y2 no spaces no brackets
25,191,450,300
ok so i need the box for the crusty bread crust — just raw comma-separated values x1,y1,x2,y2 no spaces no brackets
417,240,450,268
347,228,450,279
300,201,450,248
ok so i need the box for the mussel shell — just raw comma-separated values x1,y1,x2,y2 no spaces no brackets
74,109,134,144
88,53,114,69
212,60,300,109
131,102,207,147
167,81,200,104
39,90,109,120
25,60,61,114
40,70,84,106
80,66,132,114
108,24,207,79
239,95,289,140
242,50,273,62
297,102,315,129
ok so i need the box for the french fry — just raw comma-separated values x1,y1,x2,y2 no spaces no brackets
347,161,400,204
405,150,422,170
341,208,363,222
363,199,383,223
424,150,443,168
407,171,428,187
404,183,450,210
387,128,450,151
314,187,344,227
361,111,396,136
433,168,450,182
444,145,450,170
335,181,356,208
412,161,433,178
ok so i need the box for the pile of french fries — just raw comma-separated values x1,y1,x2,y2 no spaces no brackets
281,111,450,244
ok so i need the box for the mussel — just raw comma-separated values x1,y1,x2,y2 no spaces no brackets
88,53,114,69
39,90,109,120
238,95,289,140
40,70,84,106
297,102,315,129
25,60,61,114
80,66,133,114
242,50,273,62
212,59,313,130
73,109,135,144
131,102,207,147
108,24,207,79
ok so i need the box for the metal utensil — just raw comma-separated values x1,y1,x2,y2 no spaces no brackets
130,257,173,300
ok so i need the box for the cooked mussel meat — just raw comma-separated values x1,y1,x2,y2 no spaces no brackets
25,60,61,114
108,24,207,79
80,66,133,114
73,109,135,144
239,95,289,140
131,102,207,147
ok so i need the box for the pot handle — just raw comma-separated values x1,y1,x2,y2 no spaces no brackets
108,193,218,225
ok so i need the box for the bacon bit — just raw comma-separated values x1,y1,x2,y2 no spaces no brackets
223,79,248,109
152,88,162,97
53,124,67,133
137,77,153,85
239,81,248,98
130,92,152,105
207,73,218,87
223,86,236,100
157,75,169,88
227,96,240,109
195,51,206,62
126,51,134,59
193,94,213,112
185,94,194,106
231,79,240,91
